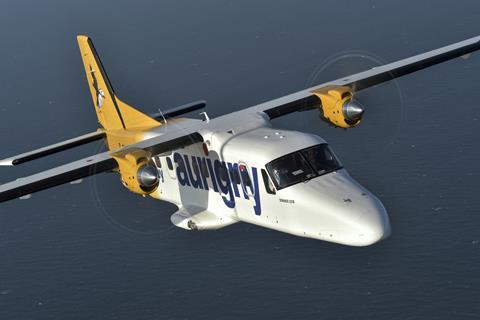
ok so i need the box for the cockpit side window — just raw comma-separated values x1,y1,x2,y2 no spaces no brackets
261,169,276,195
265,144,342,190
301,144,342,175
266,152,316,190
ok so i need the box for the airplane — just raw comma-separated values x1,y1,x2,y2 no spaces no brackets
1,35,479,246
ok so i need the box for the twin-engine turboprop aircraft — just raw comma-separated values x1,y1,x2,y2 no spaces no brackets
1,35,479,246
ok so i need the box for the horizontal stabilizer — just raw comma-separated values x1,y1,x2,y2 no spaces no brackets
150,100,207,121
0,131,105,166
171,206,238,230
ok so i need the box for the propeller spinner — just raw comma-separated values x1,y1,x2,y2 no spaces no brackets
342,99,365,124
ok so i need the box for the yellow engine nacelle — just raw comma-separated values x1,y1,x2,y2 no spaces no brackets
113,150,159,195
312,86,364,128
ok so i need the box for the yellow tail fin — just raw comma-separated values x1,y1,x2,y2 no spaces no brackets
77,35,159,131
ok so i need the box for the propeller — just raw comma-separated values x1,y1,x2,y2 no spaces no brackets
302,50,406,157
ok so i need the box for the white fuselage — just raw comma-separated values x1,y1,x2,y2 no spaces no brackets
146,116,390,246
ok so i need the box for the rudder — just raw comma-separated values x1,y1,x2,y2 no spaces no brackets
77,35,159,131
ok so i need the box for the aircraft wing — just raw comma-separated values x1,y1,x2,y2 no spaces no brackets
0,131,106,166
0,152,116,203
0,127,203,203
248,35,480,119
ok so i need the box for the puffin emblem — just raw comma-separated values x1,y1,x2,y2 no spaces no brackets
89,65,105,108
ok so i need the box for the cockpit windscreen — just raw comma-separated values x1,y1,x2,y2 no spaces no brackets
266,144,342,190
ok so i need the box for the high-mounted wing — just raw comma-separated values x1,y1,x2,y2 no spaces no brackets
250,35,480,120
0,125,204,203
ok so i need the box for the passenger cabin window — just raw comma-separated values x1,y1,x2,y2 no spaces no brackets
199,159,209,178
166,157,174,170
192,158,200,177
230,167,241,184
266,144,342,190
153,156,162,168
219,165,229,183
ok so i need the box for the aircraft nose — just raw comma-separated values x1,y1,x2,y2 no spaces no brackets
352,199,391,246
295,169,391,246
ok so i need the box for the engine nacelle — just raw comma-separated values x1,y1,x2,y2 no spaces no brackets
113,150,159,195
313,86,364,128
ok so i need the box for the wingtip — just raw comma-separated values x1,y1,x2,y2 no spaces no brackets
0,158,14,166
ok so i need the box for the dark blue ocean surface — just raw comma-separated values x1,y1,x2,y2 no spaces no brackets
0,1,479,319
